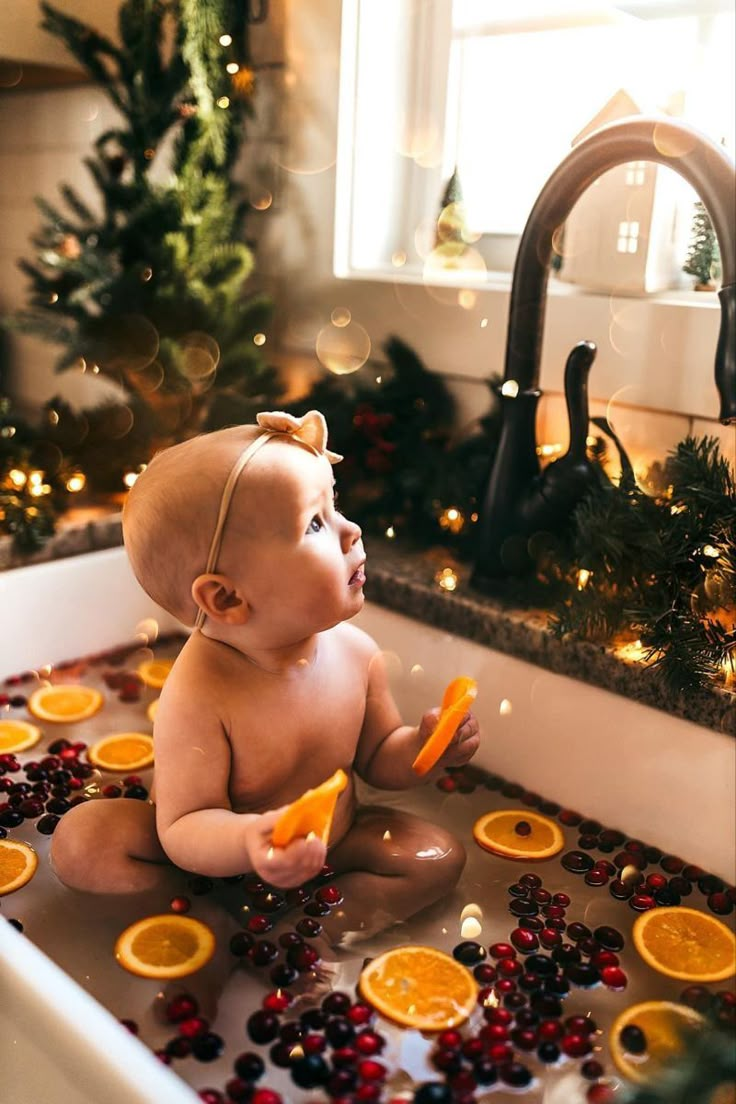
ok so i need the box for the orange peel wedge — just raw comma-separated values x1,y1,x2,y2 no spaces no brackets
412,676,478,776
272,768,348,848
473,808,565,860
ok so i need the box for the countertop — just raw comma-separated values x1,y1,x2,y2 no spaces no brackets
3,510,733,736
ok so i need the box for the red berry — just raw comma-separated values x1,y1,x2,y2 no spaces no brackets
178,1016,209,1038
538,1020,563,1041
437,1028,463,1049
497,956,522,977
511,927,539,953
166,994,198,1023
357,1059,386,1081
170,896,191,914
601,966,627,990
355,1029,384,1055
262,990,293,1013
347,1003,373,1026
251,1092,282,1104
437,776,457,792
488,1042,513,1064
303,1033,326,1054
562,1033,592,1057
489,942,515,959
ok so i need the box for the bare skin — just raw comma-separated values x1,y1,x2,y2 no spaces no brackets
51,423,480,946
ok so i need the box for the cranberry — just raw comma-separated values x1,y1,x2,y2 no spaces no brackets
348,1003,373,1026
609,878,634,900
355,1029,384,1055
511,928,539,953
483,1007,512,1026
525,954,556,976
708,891,734,915
511,1027,538,1051
229,931,254,957
496,978,518,994
629,893,656,912
247,1010,280,1044
358,1059,386,1082
316,885,343,907
552,943,580,966
271,963,298,987
413,1084,452,1104
669,876,692,897
304,900,330,917
437,776,456,792
296,917,323,938
263,990,292,1013
332,1045,359,1068
509,898,539,917
199,1092,224,1104
660,854,684,874
473,963,497,984
561,850,594,873
481,1023,509,1044
178,1016,209,1038
504,991,528,1011
437,1028,463,1049
251,1091,282,1104
497,956,523,977
487,1042,513,1064
519,916,544,932
452,940,486,964
679,985,714,1013
532,888,551,904
552,892,570,907
620,1024,647,1054
537,1040,561,1063
539,928,562,949
251,940,279,966
561,1033,591,1058
225,1078,253,1102
326,1017,355,1048
585,868,609,887
519,972,544,992
247,915,274,935
500,1062,532,1087
489,942,515,959
531,993,563,1017
545,974,571,996
590,950,619,968
508,882,530,897
291,1055,330,1088
581,1058,605,1080
472,1058,497,1085
166,1036,192,1058
578,834,600,850
682,864,706,882
322,992,351,1015
538,1019,563,1041
519,873,542,890
558,809,582,826
601,966,628,990
593,925,624,951
514,820,532,836
234,1052,265,1080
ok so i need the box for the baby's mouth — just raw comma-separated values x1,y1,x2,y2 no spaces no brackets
349,563,366,587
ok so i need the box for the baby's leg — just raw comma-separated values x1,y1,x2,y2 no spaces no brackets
50,797,172,895
324,806,466,945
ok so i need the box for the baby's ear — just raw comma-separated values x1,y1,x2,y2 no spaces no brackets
191,574,249,625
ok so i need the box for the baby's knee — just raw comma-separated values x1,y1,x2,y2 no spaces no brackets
50,801,101,888
414,825,466,893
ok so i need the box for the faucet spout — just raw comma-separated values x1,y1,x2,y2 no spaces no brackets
474,116,736,587
504,116,735,422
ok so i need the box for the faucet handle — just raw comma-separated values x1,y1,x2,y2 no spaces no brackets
564,341,596,462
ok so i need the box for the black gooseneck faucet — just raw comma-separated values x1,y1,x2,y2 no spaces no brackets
473,116,736,589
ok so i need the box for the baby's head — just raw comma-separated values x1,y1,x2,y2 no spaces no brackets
123,411,361,635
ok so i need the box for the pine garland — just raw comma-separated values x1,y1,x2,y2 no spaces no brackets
549,435,736,694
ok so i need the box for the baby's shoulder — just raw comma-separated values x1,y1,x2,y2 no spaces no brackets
159,633,230,709
329,620,379,663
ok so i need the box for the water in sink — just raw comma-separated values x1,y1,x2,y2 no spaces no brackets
1,634,734,1104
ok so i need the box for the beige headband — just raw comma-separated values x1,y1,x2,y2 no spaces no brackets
193,410,343,630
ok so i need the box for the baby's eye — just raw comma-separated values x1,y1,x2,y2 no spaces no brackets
307,515,323,534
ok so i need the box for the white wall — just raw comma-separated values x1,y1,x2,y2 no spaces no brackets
0,0,734,472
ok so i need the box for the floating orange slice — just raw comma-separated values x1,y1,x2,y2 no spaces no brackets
609,1000,705,1085
632,906,736,983
358,945,477,1031
87,732,155,772
473,808,564,860
272,768,348,848
146,698,159,724
115,914,216,979
137,658,174,689
0,839,38,896
0,719,42,754
27,684,103,724
412,676,478,776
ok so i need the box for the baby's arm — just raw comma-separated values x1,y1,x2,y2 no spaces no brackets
154,677,324,884
354,638,480,789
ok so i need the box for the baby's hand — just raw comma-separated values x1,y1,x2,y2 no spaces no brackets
242,808,327,889
418,707,481,769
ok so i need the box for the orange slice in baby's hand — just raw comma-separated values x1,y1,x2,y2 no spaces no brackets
632,906,736,983
271,768,348,848
0,719,42,754
0,839,38,896
115,914,216,979
358,945,478,1031
88,732,154,772
412,676,478,776
473,809,564,860
27,684,103,724
609,1000,705,1085
137,658,174,689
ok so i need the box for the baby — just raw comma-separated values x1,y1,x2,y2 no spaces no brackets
51,410,480,944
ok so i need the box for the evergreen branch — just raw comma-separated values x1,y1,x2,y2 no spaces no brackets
40,2,127,112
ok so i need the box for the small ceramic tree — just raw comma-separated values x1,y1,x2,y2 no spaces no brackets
683,200,721,290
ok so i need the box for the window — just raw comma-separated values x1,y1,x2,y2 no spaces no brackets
335,0,735,283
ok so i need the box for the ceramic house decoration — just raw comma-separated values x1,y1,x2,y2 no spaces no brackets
559,90,685,295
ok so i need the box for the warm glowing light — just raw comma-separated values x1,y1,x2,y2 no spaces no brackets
501,380,520,398
385,526,395,539
586,435,597,448
316,321,371,375
382,830,392,841
499,699,512,716
251,191,273,210
123,465,147,489
66,472,86,493
410,664,424,676
226,62,240,74
576,568,592,590
253,332,266,346
621,864,640,886
702,545,719,559
483,990,500,1008
289,1044,305,1059
480,317,488,328
217,96,230,109
671,503,686,515
392,250,407,267
439,506,465,534
48,292,59,304
331,307,351,328
141,267,153,282
219,33,232,46
8,469,26,488
375,375,382,385
29,471,43,486
537,442,563,458
458,289,476,310
435,566,458,592
461,917,482,939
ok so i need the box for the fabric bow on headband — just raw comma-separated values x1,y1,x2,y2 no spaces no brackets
257,410,343,464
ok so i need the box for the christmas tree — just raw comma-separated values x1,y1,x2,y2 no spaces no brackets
4,0,279,491
683,200,721,289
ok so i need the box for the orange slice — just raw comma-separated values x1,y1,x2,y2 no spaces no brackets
146,699,159,724
632,906,736,983
473,809,564,860
609,1000,705,1085
0,719,42,753
0,839,39,896
272,768,348,848
358,945,477,1031
115,914,216,979
412,676,478,776
88,732,155,772
137,658,174,689
27,684,103,723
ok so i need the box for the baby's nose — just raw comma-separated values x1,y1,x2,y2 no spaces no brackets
341,516,362,551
